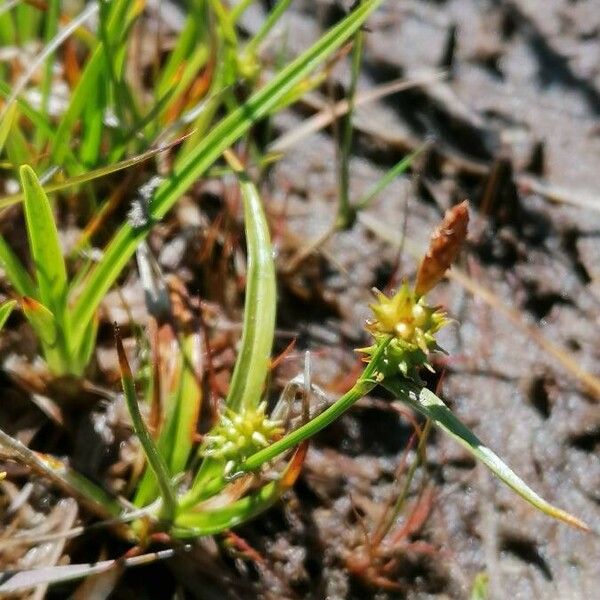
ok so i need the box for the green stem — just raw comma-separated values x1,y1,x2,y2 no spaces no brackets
117,335,177,522
373,418,431,545
355,144,427,211
336,8,364,229
245,0,293,55
242,337,391,471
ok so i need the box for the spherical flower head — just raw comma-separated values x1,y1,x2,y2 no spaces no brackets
360,283,450,380
201,402,283,476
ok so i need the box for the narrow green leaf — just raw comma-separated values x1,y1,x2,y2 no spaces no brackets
383,378,589,531
167,334,203,474
134,332,203,508
0,299,16,331
337,11,364,229
75,315,99,373
224,152,276,412
0,236,37,298
69,0,384,349
5,120,29,174
19,165,68,317
20,296,58,348
245,0,293,55
0,135,192,212
116,327,177,520
0,101,17,154
50,0,133,167
0,7,16,46
240,338,391,472
180,152,277,508
355,145,425,210
0,79,80,168
19,296,68,375
38,0,61,144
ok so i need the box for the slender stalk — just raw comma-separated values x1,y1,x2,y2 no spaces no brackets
372,418,432,546
241,337,391,471
355,145,427,211
336,7,364,229
0,428,123,519
245,0,293,55
116,328,177,522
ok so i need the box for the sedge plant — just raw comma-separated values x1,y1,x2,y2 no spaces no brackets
0,165,587,595
0,0,589,589
112,192,587,540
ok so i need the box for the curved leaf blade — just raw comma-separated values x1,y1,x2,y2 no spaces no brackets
0,299,16,330
0,236,37,298
383,378,589,531
20,166,67,317
224,151,276,412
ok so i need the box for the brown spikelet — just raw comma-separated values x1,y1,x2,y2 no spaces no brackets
415,200,469,296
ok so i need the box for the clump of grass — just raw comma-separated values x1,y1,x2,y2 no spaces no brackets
0,0,383,377
0,166,96,376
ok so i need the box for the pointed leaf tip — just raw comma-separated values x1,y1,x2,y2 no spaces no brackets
113,323,132,379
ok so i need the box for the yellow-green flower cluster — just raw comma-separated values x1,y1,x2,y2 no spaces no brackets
359,283,449,381
201,402,283,476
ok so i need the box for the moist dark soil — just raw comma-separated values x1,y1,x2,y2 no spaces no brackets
2,1,600,599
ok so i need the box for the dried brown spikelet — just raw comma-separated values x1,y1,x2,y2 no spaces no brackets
415,200,469,297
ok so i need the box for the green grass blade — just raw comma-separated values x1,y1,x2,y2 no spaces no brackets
0,80,81,168
167,334,203,474
19,166,68,317
37,0,60,147
383,378,589,531
5,120,29,175
134,332,203,508
15,2,40,42
0,101,17,154
69,0,384,349
50,41,103,167
20,297,57,347
0,299,16,330
79,70,107,166
337,11,364,229
224,152,276,412
116,327,177,520
0,236,37,298
75,315,98,373
241,338,391,471
355,145,425,210
97,0,142,129
0,136,190,211
245,0,293,56
179,152,277,507
0,6,17,46
20,296,67,374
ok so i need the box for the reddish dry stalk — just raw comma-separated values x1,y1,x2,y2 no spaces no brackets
224,532,265,564
269,338,296,371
